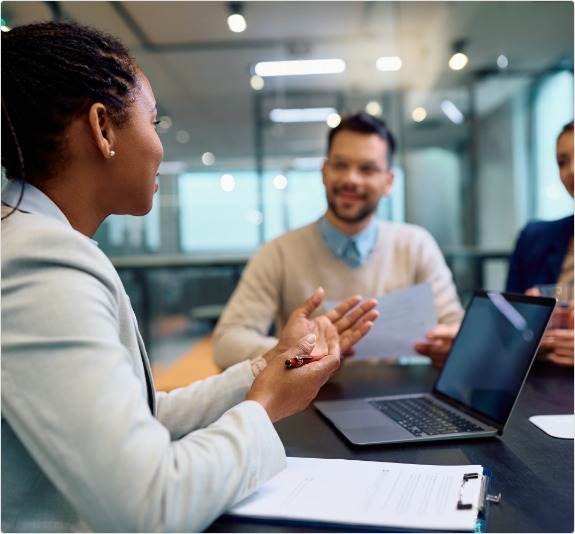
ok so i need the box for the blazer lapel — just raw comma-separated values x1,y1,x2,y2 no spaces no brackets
134,322,156,415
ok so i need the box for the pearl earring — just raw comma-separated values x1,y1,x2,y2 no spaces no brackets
109,150,116,157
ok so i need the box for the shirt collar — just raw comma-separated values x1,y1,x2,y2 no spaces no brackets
319,216,379,267
2,180,71,225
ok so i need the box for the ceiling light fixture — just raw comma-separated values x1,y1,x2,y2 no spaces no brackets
227,2,246,33
250,75,264,90
440,100,465,124
448,39,469,71
365,101,383,116
411,107,427,122
292,157,324,170
269,107,338,123
497,54,509,69
254,59,345,77
375,56,403,72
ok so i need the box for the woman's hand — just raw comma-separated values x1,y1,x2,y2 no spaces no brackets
538,328,574,366
266,287,378,363
526,288,573,367
322,293,379,355
245,333,341,422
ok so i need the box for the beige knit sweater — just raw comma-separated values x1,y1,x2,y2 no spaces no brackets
213,220,464,368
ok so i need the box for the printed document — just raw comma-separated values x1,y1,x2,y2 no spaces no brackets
227,457,484,531
326,282,437,360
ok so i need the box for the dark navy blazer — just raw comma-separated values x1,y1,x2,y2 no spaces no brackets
506,214,574,293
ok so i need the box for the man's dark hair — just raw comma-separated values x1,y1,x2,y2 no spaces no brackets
327,112,396,163
1,21,139,183
559,120,574,138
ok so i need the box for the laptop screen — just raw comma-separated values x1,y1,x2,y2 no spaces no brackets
434,291,556,426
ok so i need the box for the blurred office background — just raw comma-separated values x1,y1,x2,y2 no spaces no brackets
2,1,573,364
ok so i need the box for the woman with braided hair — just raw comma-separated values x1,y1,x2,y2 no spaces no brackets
1,21,378,532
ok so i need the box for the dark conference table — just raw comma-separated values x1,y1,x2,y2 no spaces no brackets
208,359,574,533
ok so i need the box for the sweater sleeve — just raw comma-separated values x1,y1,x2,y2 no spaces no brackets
212,242,283,368
412,226,464,324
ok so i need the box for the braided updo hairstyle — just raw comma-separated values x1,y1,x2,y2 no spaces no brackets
1,21,139,184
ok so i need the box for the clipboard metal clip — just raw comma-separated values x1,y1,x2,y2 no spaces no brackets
486,493,501,503
479,470,501,512
457,472,479,510
458,471,502,511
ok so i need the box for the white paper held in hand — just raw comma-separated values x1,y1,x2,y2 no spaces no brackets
324,282,437,360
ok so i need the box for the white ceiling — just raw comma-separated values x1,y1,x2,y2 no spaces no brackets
3,1,573,170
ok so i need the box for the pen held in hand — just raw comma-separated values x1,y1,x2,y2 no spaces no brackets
284,355,322,368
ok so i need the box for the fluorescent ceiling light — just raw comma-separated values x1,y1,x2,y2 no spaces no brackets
269,107,338,123
375,56,403,72
292,157,324,170
255,59,345,77
440,100,465,124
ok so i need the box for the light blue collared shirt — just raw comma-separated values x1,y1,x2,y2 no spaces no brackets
318,216,379,268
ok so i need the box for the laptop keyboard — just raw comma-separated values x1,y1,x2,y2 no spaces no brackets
368,396,484,437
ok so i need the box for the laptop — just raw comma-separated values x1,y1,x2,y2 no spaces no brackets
314,290,557,446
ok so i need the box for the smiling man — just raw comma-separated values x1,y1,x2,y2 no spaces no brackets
213,112,464,369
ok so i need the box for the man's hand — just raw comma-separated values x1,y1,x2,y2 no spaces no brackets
413,323,460,368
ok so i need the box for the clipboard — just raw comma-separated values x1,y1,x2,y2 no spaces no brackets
475,468,501,533
226,458,500,532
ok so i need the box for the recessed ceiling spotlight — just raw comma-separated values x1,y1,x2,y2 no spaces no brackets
250,75,264,91
326,113,342,128
497,54,509,69
227,2,246,33
365,101,383,116
448,39,469,71
412,107,427,122
202,152,215,166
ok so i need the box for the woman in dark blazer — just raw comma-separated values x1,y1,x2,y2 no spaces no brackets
506,214,573,293
506,120,573,366
415,121,574,367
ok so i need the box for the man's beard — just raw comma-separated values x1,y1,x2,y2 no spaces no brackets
327,196,377,223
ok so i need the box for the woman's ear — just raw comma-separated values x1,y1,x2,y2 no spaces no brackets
88,103,116,159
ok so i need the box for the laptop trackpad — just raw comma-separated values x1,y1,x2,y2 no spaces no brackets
316,400,398,430
331,408,389,429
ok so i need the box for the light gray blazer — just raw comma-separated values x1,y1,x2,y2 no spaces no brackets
1,183,286,533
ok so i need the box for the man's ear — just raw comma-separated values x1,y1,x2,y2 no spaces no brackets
88,103,116,159
321,159,328,186
382,169,395,196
